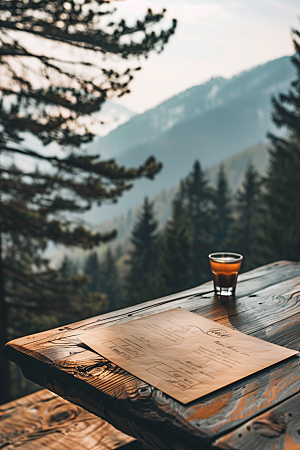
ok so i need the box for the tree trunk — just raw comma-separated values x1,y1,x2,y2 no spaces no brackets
0,231,11,404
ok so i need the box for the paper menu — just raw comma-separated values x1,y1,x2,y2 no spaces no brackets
80,308,298,404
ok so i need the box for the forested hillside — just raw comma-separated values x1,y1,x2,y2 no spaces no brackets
50,142,270,268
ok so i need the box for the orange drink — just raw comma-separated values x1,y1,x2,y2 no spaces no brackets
209,252,243,296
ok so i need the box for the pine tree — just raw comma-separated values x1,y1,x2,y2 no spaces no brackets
84,252,100,293
0,1,177,403
125,197,159,305
212,165,232,250
84,248,121,311
98,247,120,312
160,185,192,295
225,163,262,271
183,161,213,285
7,250,107,339
257,26,300,263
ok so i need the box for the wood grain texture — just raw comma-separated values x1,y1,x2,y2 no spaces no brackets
4,261,300,450
0,389,136,449
213,391,300,450
8,261,299,347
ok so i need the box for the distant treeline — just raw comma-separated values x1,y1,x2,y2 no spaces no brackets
83,160,248,309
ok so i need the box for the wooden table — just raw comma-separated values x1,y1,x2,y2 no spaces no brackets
4,261,300,450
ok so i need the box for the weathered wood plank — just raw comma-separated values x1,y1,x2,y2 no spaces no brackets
4,261,300,450
0,389,136,449
213,390,300,450
7,261,300,361
9,261,299,348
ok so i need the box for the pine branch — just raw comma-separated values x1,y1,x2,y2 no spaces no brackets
0,2,176,56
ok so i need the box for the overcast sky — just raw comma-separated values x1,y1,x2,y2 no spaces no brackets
111,0,299,113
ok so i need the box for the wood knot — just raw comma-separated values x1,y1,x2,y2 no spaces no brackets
253,415,286,438
48,404,79,425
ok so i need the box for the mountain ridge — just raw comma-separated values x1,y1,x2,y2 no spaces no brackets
91,55,293,159
83,54,294,225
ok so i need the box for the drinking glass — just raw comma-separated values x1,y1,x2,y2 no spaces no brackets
209,252,243,297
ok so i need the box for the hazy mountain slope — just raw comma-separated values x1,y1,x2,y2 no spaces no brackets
83,91,279,224
90,55,294,160
89,77,226,158
83,55,294,225
118,91,272,169
208,142,269,189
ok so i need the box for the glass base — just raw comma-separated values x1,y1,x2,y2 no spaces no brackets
214,286,235,297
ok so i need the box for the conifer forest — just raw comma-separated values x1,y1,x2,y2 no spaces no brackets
1,0,300,404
